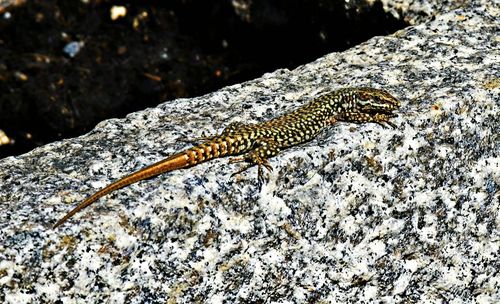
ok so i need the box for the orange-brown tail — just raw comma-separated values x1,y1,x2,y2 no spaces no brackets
53,151,192,228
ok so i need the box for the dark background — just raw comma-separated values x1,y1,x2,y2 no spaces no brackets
0,0,407,158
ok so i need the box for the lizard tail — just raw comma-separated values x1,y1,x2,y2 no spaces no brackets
53,142,221,229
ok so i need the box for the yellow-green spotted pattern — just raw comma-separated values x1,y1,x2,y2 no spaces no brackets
186,87,400,172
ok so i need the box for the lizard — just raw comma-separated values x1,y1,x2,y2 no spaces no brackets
53,87,400,228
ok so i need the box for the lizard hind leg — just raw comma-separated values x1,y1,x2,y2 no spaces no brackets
229,139,279,187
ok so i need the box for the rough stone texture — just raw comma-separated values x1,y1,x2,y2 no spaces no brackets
0,1,498,303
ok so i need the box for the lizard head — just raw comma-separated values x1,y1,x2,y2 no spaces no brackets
338,88,401,127
352,87,400,113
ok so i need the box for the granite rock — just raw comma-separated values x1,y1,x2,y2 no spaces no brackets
0,0,498,303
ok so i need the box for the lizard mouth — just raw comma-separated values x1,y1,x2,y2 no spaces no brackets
365,108,398,117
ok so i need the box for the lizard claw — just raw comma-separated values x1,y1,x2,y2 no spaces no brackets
256,160,273,188
230,156,273,187
230,162,254,178
376,119,398,129
376,120,397,129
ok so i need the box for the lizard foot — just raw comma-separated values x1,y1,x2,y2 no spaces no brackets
230,156,273,187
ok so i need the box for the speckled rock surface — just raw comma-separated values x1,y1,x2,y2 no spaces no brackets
1,1,499,303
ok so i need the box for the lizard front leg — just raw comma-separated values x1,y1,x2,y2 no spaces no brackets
337,112,398,129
